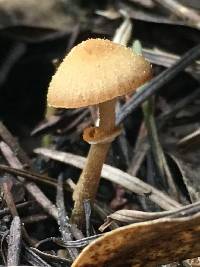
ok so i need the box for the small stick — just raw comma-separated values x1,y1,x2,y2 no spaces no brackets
0,141,58,219
56,175,78,260
0,121,30,166
0,121,58,219
0,201,34,217
7,216,22,266
2,182,34,246
0,163,61,188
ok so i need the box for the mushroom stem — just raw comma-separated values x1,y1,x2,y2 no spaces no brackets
72,99,116,227
99,99,116,132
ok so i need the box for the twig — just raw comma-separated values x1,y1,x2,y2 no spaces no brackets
2,182,20,218
2,181,34,246
0,163,61,188
0,140,58,219
116,44,200,124
7,216,21,266
26,182,58,220
0,121,59,219
56,175,78,260
0,121,30,166
0,200,34,217
35,148,181,210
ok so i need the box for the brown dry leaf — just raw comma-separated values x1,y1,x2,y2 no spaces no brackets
72,213,200,267
0,0,78,31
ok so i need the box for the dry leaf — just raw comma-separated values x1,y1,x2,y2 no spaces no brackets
72,213,200,267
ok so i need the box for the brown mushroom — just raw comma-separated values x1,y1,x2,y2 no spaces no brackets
47,38,152,226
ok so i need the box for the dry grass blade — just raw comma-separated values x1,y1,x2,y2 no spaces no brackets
72,212,200,267
35,148,181,210
112,15,132,45
30,247,71,265
101,200,200,225
153,0,200,29
178,128,200,148
142,98,178,199
120,3,195,27
134,40,177,198
23,244,52,267
143,48,200,80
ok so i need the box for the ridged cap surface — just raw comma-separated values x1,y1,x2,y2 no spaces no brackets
48,38,152,108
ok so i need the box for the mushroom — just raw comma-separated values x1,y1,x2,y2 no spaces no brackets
47,38,152,226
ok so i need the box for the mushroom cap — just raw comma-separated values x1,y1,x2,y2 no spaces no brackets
48,38,152,108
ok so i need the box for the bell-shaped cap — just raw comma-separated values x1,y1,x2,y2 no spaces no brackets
48,38,152,108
